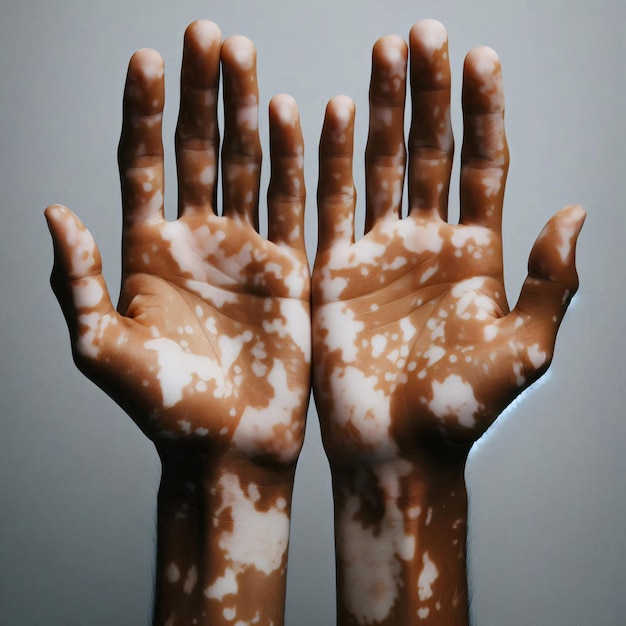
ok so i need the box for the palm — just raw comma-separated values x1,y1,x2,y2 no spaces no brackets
99,215,306,450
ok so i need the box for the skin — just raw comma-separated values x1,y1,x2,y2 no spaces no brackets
46,21,309,626
312,19,585,626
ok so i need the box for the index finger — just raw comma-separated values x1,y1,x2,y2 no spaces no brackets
459,46,509,230
317,95,356,251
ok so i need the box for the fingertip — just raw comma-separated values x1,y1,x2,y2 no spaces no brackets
371,36,408,99
270,93,300,128
409,19,448,53
221,34,256,70
129,48,165,80
326,95,355,124
185,19,222,50
463,46,503,113
465,45,500,75
562,204,587,229
45,204,79,241
45,203,69,224
373,34,408,64
125,48,165,113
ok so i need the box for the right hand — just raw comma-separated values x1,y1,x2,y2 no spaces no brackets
46,21,311,466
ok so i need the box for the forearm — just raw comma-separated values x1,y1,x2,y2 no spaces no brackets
153,448,296,626
331,448,470,626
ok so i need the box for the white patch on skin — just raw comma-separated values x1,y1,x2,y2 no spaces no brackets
76,312,100,357
218,330,253,372
382,41,405,74
371,334,387,358
262,300,310,358
167,563,180,583
418,607,430,619
451,226,490,250
289,224,300,242
349,238,387,266
423,346,445,367
473,50,498,80
207,472,289,597
451,277,486,298
141,58,164,81
513,362,525,387
383,219,443,255
76,312,116,358
232,359,302,462
527,343,547,369
160,222,240,304
248,483,261,502
425,507,433,526
205,567,238,601
407,506,422,520
64,216,97,276
429,375,480,427
418,552,439,601
331,366,396,453
283,267,307,298
400,318,416,342
316,305,363,363
484,324,498,341
482,171,503,197
231,41,254,70
139,189,163,222
387,349,399,364
385,256,407,271
183,566,198,594
418,19,447,53
426,318,445,341
419,264,438,284
72,277,104,309
223,607,236,620
145,338,228,408
199,165,215,185
337,466,415,625
318,244,351,299
274,98,297,126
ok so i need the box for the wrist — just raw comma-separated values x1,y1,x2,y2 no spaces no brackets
154,448,296,626
331,451,470,626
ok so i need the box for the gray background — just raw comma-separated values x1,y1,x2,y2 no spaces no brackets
1,0,624,624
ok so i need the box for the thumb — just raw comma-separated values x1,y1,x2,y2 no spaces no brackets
45,204,117,361
512,204,586,340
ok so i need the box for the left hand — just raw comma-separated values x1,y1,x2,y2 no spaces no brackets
312,20,585,462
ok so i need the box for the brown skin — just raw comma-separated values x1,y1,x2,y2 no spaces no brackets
46,21,309,626
312,20,584,625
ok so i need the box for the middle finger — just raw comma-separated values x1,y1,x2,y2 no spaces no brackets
221,35,262,228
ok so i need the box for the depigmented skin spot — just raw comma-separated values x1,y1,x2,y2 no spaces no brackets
313,18,584,626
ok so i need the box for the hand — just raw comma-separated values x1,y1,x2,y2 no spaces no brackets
46,20,310,626
312,20,584,626
46,23,310,465
313,21,584,460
